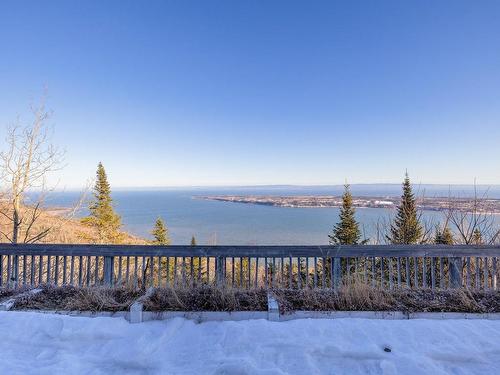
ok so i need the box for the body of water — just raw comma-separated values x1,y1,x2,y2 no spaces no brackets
45,185,500,245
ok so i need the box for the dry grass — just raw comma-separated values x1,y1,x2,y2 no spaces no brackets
0,286,33,300
13,285,142,312
273,280,500,314
0,289,16,299
393,288,499,313
143,285,268,311
273,282,397,313
8,282,500,314
11,285,267,312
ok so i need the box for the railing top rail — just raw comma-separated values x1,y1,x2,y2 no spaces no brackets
0,244,499,257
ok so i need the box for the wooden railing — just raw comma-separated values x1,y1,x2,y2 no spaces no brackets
0,244,499,290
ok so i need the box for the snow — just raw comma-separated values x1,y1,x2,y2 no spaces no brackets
1,312,500,375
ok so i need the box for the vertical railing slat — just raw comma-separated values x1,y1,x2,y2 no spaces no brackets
62,256,67,285
413,257,418,288
264,257,268,288
493,257,497,290
47,255,51,284
95,256,99,285
466,257,471,289
181,256,186,287
54,256,59,286
449,257,462,289
70,256,75,286
364,257,368,283
346,257,351,284
22,255,27,286
255,257,259,289
38,256,43,286
405,257,410,288
296,257,301,289
431,257,435,290
133,256,138,287
396,257,401,288
30,255,35,286
388,257,393,290
371,257,376,288
118,256,122,285
5,255,12,286
380,257,384,289
86,256,91,286
248,257,251,289
483,257,489,290
422,257,427,289
475,257,480,289
150,256,155,288
198,256,202,283
439,258,444,289
322,257,326,288
313,257,318,288
125,256,130,284
78,256,83,286
240,257,244,287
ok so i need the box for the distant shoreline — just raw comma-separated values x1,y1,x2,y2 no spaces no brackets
199,195,500,213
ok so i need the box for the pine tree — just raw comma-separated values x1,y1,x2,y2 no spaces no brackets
152,217,170,245
434,225,454,245
190,235,197,246
329,184,362,245
83,162,122,243
388,173,422,244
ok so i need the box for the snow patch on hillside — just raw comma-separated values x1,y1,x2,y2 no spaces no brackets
1,311,500,374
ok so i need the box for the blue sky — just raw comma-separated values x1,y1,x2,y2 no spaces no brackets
0,1,499,188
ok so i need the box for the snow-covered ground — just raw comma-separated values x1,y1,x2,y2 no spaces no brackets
1,312,500,375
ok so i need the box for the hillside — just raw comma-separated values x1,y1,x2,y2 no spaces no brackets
0,204,147,245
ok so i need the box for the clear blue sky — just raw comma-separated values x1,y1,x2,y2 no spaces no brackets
0,1,499,188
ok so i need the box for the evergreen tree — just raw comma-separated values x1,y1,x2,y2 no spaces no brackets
189,235,201,280
387,173,423,244
329,184,362,245
83,162,122,243
472,228,483,245
150,217,171,285
152,217,170,245
434,225,454,245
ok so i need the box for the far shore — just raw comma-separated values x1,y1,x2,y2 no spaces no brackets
198,195,500,214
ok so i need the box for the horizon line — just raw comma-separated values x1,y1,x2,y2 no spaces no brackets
49,182,500,191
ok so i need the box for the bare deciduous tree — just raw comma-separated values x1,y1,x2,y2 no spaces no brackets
446,183,500,245
0,96,64,244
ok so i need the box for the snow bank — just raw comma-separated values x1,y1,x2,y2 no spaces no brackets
1,311,500,374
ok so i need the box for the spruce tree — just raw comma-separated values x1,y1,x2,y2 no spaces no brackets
329,184,362,245
388,173,422,244
83,162,122,243
152,217,170,245
434,225,454,245
189,235,202,280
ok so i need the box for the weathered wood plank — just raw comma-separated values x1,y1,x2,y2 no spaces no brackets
0,244,498,258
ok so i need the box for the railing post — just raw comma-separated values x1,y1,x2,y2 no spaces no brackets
449,257,462,288
10,255,19,289
104,256,114,286
216,256,224,286
333,257,342,288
